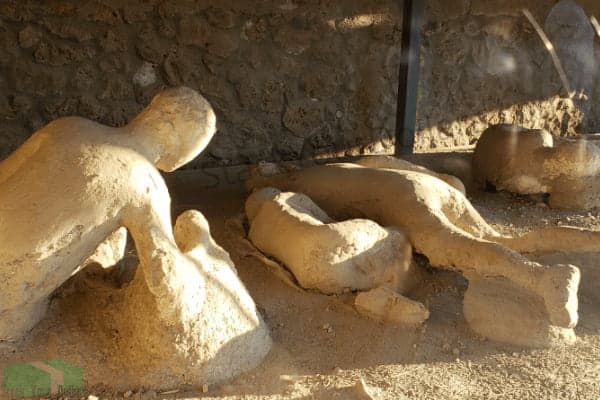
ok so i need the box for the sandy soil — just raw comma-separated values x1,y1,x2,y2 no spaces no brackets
2,175,600,400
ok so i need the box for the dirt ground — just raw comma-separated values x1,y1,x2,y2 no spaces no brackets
2,171,600,400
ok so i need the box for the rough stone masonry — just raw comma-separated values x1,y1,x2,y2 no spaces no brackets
0,0,599,166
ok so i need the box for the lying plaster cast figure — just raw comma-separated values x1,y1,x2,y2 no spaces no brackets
355,155,466,195
245,187,429,326
473,124,600,209
246,187,414,294
247,160,600,346
0,87,270,382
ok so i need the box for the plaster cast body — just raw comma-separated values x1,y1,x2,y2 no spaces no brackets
356,155,467,195
246,187,428,326
246,188,414,294
473,124,600,209
0,87,270,383
247,161,600,346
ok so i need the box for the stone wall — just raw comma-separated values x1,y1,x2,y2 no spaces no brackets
0,0,599,167
0,0,402,167
418,0,600,150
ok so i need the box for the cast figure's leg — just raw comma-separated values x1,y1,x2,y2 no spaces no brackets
440,188,600,254
403,210,579,328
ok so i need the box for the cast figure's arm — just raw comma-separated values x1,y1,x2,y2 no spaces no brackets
0,131,46,184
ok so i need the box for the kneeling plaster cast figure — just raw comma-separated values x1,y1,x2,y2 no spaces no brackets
247,160,600,347
473,124,600,209
0,87,271,385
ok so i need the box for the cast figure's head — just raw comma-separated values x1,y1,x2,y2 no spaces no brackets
129,87,217,172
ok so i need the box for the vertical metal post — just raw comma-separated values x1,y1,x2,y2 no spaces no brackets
395,0,424,156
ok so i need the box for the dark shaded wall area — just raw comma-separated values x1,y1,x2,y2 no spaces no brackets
0,0,403,167
0,0,599,167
